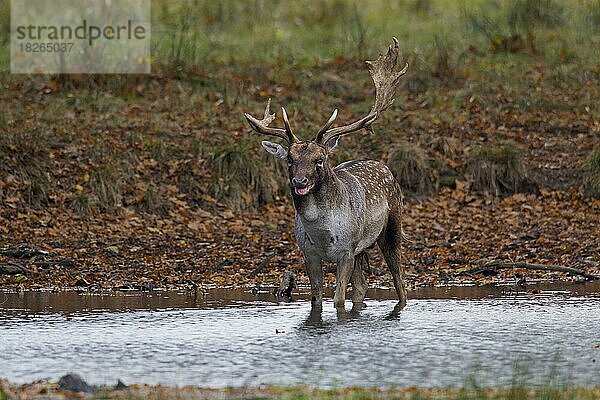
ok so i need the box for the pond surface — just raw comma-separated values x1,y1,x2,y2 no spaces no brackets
2,283,600,388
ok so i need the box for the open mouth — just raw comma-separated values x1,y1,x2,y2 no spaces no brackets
294,185,313,196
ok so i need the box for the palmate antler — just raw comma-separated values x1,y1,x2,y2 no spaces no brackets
244,98,299,144
244,38,407,145
315,37,408,145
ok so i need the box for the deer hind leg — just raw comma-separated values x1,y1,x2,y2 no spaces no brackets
377,214,407,309
350,252,368,305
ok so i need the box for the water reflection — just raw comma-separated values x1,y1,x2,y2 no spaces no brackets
2,281,599,317
2,282,600,388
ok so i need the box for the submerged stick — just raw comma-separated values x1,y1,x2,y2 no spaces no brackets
274,270,296,298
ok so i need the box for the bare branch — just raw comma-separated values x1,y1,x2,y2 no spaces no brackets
457,261,599,281
316,37,408,145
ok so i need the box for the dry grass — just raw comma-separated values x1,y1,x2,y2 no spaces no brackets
583,147,600,199
89,162,124,211
137,184,170,215
68,191,92,217
0,130,51,207
430,136,459,158
2,379,600,400
206,142,287,212
387,141,438,196
466,142,531,196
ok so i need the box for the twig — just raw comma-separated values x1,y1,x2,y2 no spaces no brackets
32,260,76,268
246,255,272,279
0,245,49,259
458,261,599,281
0,263,34,275
0,260,74,274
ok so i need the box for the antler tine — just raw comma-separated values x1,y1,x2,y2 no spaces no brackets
281,107,300,143
315,109,338,143
317,37,408,145
244,99,295,143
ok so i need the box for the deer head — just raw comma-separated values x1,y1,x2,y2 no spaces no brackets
244,37,408,197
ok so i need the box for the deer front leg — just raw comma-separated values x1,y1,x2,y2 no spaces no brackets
333,254,354,308
350,252,368,305
304,253,323,309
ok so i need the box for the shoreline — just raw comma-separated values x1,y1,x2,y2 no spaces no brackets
2,379,600,400
2,276,599,294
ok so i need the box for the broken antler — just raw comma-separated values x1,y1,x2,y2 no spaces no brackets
315,37,408,145
244,98,299,143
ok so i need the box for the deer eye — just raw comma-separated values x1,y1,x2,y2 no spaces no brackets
315,159,324,167
287,157,293,166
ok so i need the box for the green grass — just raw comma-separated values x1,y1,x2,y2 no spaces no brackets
1,1,599,82
151,0,599,90
2,0,598,106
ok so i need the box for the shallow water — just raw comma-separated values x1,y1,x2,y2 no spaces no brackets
1,283,600,388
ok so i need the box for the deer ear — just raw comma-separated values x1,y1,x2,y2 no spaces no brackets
261,140,288,159
324,136,340,152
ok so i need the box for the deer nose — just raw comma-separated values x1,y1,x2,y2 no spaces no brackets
292,176,308,186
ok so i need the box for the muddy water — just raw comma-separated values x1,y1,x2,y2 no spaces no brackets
1,283,600,388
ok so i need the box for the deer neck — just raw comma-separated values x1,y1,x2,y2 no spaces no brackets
291,166,343,220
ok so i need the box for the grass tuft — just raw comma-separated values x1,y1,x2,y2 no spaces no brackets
0,131,51,207
586,0,600,29
26,177,49,207
69,191,92,217
466,142,532,196
583,147,600,199
176,156,207,204
206,142,287,211
507,0,564,31
90,162,123,210
143,139,169,162
137,184,170,215
387,141,438,196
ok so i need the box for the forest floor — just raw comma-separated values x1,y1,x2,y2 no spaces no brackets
2,1,600,292
0,64,598,292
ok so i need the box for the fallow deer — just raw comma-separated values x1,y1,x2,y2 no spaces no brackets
244,38,409,310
